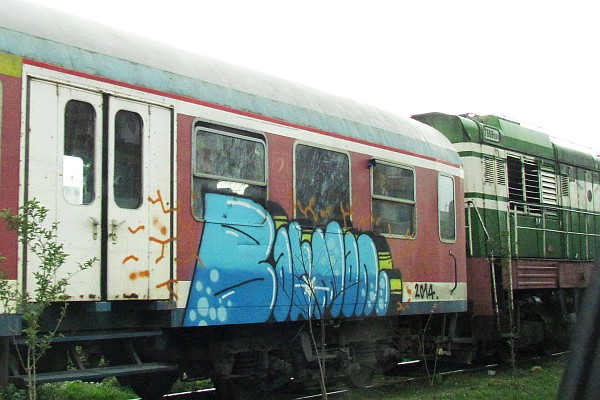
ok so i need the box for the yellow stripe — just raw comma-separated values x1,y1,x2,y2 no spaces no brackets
0,52,22,77
390,279,402,292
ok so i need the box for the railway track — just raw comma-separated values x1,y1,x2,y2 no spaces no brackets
130,351,567,399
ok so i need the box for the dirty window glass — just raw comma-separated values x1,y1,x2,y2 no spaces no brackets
193,127,266,219
438,174,456,242
114,110,143,209
372,162,415,236
295,145,350,226
63,100,96,205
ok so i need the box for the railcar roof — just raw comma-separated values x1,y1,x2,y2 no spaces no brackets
0,0,460,166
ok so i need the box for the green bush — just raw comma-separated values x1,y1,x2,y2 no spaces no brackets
36,380,135,400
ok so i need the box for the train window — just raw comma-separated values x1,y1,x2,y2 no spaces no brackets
507,154,541,213
114,110,143,209
63,100,96,205
371,162,415,237
192,126,266,219
295,144,350,226
438,174,456,242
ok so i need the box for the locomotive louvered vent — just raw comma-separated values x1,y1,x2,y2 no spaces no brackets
540,165,558,205
496,158,506,185
484,156,494,184
560,174,570,197
483,156,506,185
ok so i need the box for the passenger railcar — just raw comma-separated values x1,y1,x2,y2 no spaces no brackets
1,1,468,398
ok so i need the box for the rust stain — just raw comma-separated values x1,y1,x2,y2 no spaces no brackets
152,216,168,237
122,255,139,264
396,302,409,312
123,293,139,299
128,225,145,234
148,189,177,214
156,279,179,301
129,270,150,280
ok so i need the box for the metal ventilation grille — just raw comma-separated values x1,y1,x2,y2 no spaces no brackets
484,156,495,184
540,165,558,205
560,174,570,197
483,156,507,185
496,159,506,185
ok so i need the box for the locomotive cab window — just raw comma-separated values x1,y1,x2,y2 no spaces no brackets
63,100,96,205
295,144,350,226
371,162,415,237
192,123,266,220
507,154,541,213
438,174,456,242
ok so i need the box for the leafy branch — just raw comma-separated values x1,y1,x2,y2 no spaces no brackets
0,200,96,400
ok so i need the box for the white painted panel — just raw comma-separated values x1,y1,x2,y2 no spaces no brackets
106,98,173,300
27,79,103,300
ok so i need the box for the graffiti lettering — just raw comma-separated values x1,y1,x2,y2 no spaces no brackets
184,193,403,327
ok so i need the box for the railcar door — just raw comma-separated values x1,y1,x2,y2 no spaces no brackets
27,80,103,300
26,79,173,301
106,97,173,300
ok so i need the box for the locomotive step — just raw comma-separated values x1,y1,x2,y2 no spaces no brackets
11,362,178,385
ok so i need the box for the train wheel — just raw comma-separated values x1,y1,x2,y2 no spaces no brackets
343,365,375,388
212,377,263,400
117,372,178,400
496,339,517,364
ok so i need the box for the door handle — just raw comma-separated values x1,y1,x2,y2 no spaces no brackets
109,219,125,243
449,250,458,294
89,217,100,240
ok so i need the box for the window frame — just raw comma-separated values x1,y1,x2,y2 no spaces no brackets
370,160,416,238
63,99,97,206
438,173,457,243
113,109,144,210
293,142,351,226
507,153,542,214
191,122,267,221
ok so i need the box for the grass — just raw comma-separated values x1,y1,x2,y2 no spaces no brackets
1,357,564,400
345,356,565,400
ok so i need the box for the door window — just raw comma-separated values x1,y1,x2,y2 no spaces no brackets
114,110,143,209
63,100,96,205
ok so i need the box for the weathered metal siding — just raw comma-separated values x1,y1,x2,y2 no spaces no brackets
0,54,22,282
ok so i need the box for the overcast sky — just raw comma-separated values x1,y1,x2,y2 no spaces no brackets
25,0,600,152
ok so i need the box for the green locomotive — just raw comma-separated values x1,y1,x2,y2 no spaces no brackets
414,112,597,358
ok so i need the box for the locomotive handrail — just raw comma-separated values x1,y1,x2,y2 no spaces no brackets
507,201,600,260
465,201,491,257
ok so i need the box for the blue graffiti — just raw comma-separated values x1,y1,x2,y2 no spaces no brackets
184,193,396,326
